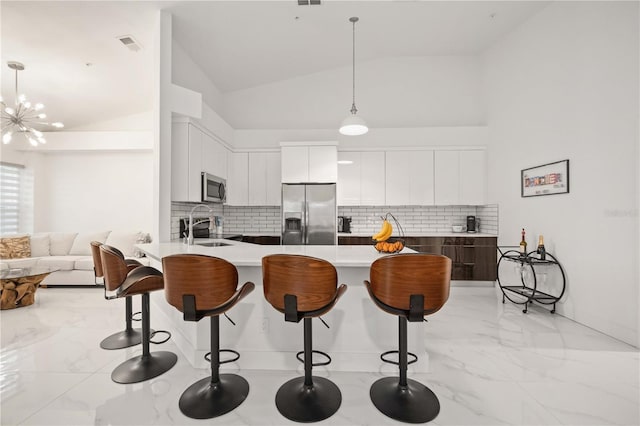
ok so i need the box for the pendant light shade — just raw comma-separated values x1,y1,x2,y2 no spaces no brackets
339,114,368,136
339,17,368,136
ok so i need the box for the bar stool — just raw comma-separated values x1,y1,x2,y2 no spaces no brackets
162,254,255,419
364,253,451,424
91,241,146,350
100,244,177,384
262,254,347,423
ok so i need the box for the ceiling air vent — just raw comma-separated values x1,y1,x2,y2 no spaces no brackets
298,0,321,5
117,35,142,52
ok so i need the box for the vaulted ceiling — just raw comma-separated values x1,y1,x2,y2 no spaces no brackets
1,1,549,130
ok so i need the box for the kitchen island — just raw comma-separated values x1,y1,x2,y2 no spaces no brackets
135,239,429,373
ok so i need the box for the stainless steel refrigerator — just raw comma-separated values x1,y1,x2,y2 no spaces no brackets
282,183,337,245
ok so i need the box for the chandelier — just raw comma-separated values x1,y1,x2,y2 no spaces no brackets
339,17,368,136
1,61,63,146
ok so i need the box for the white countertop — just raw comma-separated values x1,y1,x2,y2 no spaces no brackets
136,239,415,268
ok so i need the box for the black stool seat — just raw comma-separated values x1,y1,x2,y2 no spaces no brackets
262,254,347,423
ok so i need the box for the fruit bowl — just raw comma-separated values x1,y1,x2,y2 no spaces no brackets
374,238,405,254
371,213,406,254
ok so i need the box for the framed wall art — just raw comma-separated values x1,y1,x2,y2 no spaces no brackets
521,159,569,197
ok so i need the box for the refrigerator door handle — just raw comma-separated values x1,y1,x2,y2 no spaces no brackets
304,201,309,244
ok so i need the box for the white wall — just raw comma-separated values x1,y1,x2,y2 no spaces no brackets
34,151,153,233
484,1,639,346
172,40,224,114
234,126,488,150
223,56,484,131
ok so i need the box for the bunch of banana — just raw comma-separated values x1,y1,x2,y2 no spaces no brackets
372,219,393,242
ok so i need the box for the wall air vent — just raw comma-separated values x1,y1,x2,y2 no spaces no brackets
298,0,321,5
117,35,142,52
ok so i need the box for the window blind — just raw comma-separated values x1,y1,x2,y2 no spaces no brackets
0,162,30,235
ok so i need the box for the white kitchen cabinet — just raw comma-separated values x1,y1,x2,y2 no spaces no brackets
248,152,281,206
202,132,228,180
281,144,337,183
385,150,434,206
434,150,486,205
338,151,385,206
171,122,202,202
226,152,248,205
459,150,487,205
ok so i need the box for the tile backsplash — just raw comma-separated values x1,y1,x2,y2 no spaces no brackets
171,203,498,239
338,205,498,235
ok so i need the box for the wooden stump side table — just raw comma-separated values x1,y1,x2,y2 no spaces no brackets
0,267,59,309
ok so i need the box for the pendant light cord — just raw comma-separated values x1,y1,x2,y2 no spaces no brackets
350,17,358,115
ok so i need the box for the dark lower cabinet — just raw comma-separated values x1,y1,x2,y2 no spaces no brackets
242,235,281,245
338,235,497,281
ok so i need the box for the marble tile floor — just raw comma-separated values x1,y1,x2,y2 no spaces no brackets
1,286,638,426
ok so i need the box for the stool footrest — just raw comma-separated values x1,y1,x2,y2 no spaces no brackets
205,349,240,365
296,349,332,367
380,349,418,366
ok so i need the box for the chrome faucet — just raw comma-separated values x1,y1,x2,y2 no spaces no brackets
187,204,213,245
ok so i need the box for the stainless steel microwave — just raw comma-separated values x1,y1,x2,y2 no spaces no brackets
201,172,226,203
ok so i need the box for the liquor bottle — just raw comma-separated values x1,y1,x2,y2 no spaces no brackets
537,235,546,260
519,228,527,255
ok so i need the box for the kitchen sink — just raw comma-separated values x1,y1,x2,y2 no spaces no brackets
196,242,231,247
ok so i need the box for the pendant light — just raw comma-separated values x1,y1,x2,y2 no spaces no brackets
339,17,368,136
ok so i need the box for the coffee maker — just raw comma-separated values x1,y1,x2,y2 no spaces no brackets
337,216,352,233
466,216,479,233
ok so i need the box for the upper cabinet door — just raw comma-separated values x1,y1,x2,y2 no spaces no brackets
385,151,411,205
265,152,281,206
227,152,248,206
434,150,486,205
309,146,337,183
281,146,309,183
360,151,385,205
248,152,268,206
409,150,434,205
171,122,202,202
459,150,486,205
337,152,361,206
281,144,337,183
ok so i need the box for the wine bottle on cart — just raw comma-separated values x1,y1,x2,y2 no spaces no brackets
519,228,527,255
537,235,546,260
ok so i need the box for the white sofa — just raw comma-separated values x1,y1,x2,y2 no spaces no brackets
0,231,150,286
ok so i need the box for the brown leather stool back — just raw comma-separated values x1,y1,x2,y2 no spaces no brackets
100,245,130,292
163,254,241,314
368,253,451,318
262,254,344,317
91,241,104,278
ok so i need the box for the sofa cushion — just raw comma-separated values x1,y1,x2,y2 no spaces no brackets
49,233,78,256
74,256,96,271
37,256,84,271
1,258,39,269
30,234,50,257
105,231,148,258
69,231,110,256
0,235,31,259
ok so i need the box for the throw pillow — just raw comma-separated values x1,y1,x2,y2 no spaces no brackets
49,232,78,256
30,234,50,257
69,231,111,255
105,231,147,258
0,235,31,259
133,232,152,258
